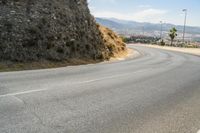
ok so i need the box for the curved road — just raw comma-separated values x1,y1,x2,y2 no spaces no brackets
0,45,200,133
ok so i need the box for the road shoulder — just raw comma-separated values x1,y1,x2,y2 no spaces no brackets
137,44,200,56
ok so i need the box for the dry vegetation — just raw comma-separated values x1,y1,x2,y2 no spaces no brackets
0,25,128,72
97,24,128,58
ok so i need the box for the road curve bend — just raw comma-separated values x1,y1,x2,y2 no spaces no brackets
0,44,200,133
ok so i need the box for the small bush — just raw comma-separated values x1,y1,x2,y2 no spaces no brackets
85,44,90,51
46,42,54,49
1,0,8,4
160,40,165,46
57,47,64,54
4,21,13,32
28,26,40,35
41,17,48,25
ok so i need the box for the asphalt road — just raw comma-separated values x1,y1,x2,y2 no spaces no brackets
0,44,200,133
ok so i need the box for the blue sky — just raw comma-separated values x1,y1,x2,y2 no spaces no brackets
88,0,200,27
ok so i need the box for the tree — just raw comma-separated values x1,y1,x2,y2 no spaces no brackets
169,27,177,46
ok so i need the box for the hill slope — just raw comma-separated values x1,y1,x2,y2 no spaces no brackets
0,0,126,65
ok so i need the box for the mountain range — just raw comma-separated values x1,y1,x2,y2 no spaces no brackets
96,17,200,40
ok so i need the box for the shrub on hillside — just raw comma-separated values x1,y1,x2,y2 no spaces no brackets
160,40,165,46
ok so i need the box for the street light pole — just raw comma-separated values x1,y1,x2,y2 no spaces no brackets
160,21,163,40
142,26,144,36
182,9,187,44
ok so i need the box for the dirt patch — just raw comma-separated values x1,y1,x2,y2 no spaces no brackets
109,48,137,61
0,59,102,72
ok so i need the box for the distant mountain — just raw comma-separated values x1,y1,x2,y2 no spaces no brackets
96,18,200,39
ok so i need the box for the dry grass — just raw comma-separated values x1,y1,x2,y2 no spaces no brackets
97,24,128,58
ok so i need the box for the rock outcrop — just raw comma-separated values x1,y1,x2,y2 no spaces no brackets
0,0,126,63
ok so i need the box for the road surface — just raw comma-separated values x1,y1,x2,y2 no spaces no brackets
0,45,200,133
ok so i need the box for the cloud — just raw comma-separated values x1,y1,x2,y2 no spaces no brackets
91,11,132,20
88,0,116,3
133,8,168,20
138,5,152,8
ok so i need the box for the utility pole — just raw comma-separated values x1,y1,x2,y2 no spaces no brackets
160,21,163,40
182,9,187,44
142,26,145,36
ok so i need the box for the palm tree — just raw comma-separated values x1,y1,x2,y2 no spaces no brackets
169,27,177,46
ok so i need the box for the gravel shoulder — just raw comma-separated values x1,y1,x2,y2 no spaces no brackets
138,44,200,56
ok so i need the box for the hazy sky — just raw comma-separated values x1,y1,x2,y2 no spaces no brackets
88,0,200,27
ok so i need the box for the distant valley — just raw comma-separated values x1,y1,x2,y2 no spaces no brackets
96,18,200,42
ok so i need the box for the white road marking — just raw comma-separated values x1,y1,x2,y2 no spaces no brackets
78,69,147,84
197,129,200,133
0,88,49,98
0,69,151,98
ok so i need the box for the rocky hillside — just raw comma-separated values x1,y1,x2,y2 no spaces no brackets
0,0,126,64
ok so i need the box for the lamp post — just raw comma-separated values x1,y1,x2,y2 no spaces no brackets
142,26,145,36
182,9,187,44
160,21,163,40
